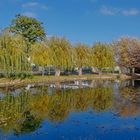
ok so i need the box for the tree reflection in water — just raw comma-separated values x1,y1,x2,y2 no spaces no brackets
114,80,140,117
0,80,139,135
14,111,42,136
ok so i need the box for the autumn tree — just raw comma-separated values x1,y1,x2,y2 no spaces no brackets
48,37,73,76
0,31,31,78
74,43,92,75
31,42,51,76
114,37,140,74
92,42,115,74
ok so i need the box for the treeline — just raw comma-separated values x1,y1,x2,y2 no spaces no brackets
0,32,115,77
32,37,115,76
0,15,140,78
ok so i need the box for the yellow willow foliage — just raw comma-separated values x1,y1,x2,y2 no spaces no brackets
92,43,115,69
31,42,51,66
74,43,92,67
0,90,30,133
0,33,31,77
48,37,73,69
91,87,113,112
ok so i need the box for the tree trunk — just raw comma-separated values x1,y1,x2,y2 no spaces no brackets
78,67,82,76
42,66,45,76
91,67,95,73
127,68,130,74
55,67,61,76
98,68,102,75
132,80,135,87
119,67,123,74
130,68,135,75
132,68,135,75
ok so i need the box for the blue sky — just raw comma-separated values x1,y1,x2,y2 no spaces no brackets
0,0,140,45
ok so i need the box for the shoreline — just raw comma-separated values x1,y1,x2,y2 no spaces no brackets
0,74,132,88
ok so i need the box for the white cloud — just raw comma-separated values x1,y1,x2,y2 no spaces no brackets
22,2,48,10
100,6,120,16
100,6,139,16
22,2,39,8
41,5,48,10
22,12,36,18
122,8,139,16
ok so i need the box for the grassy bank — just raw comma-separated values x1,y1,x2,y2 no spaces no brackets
0,74,131,88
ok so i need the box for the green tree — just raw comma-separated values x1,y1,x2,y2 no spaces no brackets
10,14,46,53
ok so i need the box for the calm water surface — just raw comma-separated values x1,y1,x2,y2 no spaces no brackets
0,80,140,140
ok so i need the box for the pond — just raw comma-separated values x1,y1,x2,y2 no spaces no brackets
0,79,140,140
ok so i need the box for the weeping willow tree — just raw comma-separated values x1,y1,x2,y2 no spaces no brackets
74,43,92,75
0,32,32,78
47,37,73,76
92,42,115,74
31,42,51,76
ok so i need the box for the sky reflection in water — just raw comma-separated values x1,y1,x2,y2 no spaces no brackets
0,80,140,140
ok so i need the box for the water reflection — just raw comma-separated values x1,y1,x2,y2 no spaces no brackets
0,79,139,137
14,111,42,136
115,80,140,117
